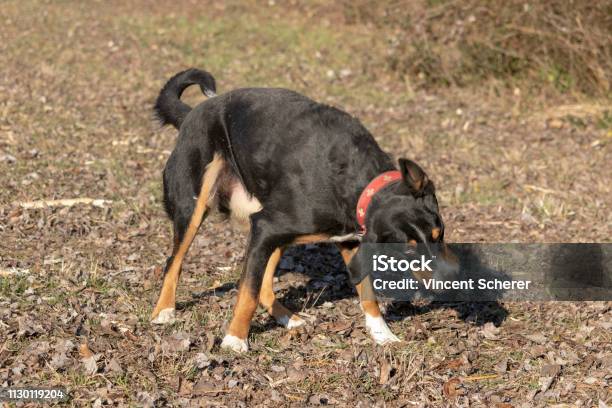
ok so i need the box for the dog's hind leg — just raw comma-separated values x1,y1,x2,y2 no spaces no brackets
338,244,400,345
221,214,289,353
258,247,305,329
151,153,224,324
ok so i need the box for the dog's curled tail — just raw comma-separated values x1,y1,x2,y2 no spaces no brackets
154,68,217,129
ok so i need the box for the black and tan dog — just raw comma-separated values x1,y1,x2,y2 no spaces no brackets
151,68,448,352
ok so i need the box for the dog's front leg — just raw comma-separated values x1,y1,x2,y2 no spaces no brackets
355,275,400,345
259,247,305,329
221,216,280,353
338,245,400,345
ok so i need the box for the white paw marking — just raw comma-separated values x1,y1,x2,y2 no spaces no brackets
365,314,400,345
221,335,249,353
277,314,305,329
151,308,176,325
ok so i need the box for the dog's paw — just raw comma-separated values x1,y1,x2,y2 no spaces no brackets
365,315,401,345
276,314,306,329
151,308,176,325
221,335,249,353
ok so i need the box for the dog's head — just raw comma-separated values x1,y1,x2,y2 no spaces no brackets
348,158,458,286
366,158,444,246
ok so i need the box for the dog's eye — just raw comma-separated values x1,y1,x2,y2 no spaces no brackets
431,228,441,241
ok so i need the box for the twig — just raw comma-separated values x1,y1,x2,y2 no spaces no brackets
523,184,566,197
309,285,328,309
461,374,499,382
195,389,230,394
17,198,112,209
0,268,30,277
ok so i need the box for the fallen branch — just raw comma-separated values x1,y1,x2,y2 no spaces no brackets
461,374,499,382
0,268,30,277
17,198,112,209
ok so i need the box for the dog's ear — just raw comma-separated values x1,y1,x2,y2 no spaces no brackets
399,158,429,193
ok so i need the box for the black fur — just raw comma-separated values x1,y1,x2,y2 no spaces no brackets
156,68,445,290
154,68,216,129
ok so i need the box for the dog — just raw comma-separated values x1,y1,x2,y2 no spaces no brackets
150,68,450,352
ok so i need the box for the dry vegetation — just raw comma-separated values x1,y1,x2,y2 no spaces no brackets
342,0,612,95
0,0,610,406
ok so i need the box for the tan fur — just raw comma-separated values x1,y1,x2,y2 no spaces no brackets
338,245,357,265
431,227,440,240
338,245,382,318
151,153,224,319
259,248,294,321
226,277,259,339
355,276,382,318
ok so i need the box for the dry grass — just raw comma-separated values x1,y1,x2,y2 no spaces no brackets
341,0,612,96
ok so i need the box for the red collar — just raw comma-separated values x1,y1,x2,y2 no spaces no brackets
356,170,402,233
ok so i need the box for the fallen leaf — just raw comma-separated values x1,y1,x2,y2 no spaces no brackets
49,352,70,371
82,354,100,375
192,379,221,396
79,343,94,358
205,332,216,352
17,316,44,338
443,378,463,398
308,394,331,405
271,365,285,373
540,363,561,377
494,358,508,373
379,359,392,385
178,377,193,396
161,331,191,354
444,357,466,370
106,358,123,375
523,333,547,344
481,322,500,340
539,375,555,393
286,367,306,383
194,353,211,369
136,391,158,408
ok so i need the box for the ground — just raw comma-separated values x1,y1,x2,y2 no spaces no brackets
0,1,610,407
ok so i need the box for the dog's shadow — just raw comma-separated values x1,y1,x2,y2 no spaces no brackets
180,243,510,329
274,243,509,327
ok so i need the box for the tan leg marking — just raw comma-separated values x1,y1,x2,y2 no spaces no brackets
226,276,259,340
338,245,400,344
338,245,357,265
355,275,382,318
151,153,224,322
259,248,305,328
222,271,257,352
221,250,272,353
338,245,381,316
259,248,288,319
